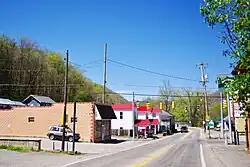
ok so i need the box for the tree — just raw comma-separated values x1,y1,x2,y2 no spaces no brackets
0,35,127,104
200,0,250,109
159,80,179,112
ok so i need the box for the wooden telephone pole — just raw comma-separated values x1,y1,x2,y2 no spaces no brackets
61,50,69,151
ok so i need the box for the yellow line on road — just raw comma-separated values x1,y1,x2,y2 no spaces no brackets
131,144,174,167
180,129,193,140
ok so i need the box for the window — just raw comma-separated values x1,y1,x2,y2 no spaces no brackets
28,117,35,122
153,113,156,117
71,117,77,123
120,127,123,130
120,112,123,119
50,127,59,131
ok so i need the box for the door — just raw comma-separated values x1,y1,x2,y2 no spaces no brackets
101,124,105,141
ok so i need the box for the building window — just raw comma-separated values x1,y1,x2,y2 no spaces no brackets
120,127,123,130
120,112,123,119
70,117,77,123
28,117,35,122
153,113,156,117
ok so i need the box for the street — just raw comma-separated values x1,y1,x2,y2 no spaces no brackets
61,128,205,167
1,128,250,167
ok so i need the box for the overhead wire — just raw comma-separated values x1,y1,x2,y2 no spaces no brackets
107,58,199,82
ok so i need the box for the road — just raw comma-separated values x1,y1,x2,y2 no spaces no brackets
61,128,207,167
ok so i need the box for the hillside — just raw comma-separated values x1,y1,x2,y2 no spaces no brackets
0,35,128,104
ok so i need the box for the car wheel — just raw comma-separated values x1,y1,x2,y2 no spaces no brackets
68,136,74,142
49,134,55,140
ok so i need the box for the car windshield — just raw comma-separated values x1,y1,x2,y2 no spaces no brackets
65,128,72,133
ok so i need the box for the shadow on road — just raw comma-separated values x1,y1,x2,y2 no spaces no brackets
100,139,127,144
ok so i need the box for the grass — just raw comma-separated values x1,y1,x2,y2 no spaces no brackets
0,145,32,152
0,145,82,155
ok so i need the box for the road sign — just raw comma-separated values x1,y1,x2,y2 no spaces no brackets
217,76,234,90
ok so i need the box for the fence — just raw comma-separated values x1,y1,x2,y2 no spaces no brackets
111,129,132,137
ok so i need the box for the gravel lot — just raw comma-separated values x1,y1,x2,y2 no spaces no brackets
0,150,94,167
0,135,170,167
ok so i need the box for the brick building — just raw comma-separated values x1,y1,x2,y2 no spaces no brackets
0,102,116,143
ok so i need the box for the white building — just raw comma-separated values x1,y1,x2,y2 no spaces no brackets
111,104,164,136
111,104,136,130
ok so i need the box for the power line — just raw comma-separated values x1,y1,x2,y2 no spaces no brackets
107,83,218,90
107,59,199,82
94,92,221,98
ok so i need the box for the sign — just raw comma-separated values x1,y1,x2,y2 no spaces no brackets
230,100,244,118
217,76,234,90
61,113,68,124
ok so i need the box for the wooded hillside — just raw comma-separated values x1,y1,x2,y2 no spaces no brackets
0,35,128,103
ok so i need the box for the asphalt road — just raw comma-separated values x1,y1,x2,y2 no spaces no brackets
61,128,206,167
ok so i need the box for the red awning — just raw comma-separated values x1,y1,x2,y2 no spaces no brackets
151,108,161,113
149,119,159,125
137,106,147,112
134,119,150,127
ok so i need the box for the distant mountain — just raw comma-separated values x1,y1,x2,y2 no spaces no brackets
0,35,128,104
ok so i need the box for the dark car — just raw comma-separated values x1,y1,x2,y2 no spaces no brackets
47,125,80,142
180,125,188,133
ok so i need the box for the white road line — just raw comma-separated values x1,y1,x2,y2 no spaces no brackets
59,134,180,167
200,144,206,167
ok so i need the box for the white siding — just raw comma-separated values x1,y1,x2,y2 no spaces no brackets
137,112,147,119
111,110,134,130
148,113,160,120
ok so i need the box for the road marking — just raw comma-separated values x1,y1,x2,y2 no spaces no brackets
200,144,207,167
181,129,193,140
131,144,174,167
60,134,179,167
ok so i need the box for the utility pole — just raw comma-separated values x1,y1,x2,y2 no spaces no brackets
220,91,224,138
227,93,233,143
72,101,76,153
132,92,135,140
197,63,210,138
102,43,107,103
61,50,69,151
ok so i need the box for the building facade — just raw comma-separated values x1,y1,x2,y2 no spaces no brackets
0,102,116,143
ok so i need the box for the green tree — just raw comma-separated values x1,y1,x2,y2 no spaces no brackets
0,35,127,104
200,0,250,109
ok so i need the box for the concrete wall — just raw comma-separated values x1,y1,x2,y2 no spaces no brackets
0,103,94,142
0,138,41,150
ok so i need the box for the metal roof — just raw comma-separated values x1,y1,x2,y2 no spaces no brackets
23,95,55,104
0,98,13,105
160,111,173,120
0,98,25,106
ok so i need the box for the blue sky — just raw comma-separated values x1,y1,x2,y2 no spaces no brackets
1,0,233,100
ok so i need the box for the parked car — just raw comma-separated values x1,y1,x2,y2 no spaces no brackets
137,128,153,138
215,123,221,131
180,125,188,133
47,125,80,142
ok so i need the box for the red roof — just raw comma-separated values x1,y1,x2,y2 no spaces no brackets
112,104,134,110
137,106,147,112
149,119,159,125
151,108,161,113
134,119,150,127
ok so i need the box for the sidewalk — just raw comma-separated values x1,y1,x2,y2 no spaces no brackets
201,129,250,167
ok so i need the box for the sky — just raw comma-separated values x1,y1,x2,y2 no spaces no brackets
1,0,233,101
